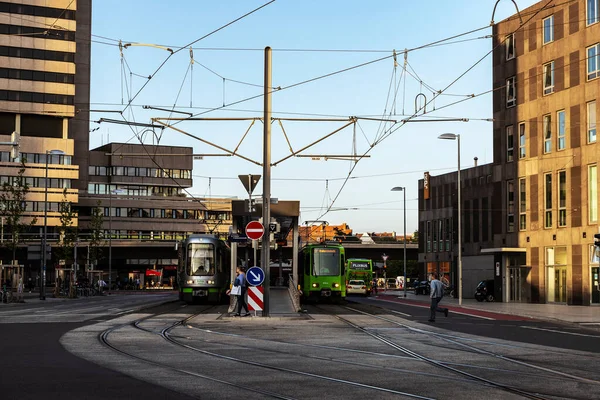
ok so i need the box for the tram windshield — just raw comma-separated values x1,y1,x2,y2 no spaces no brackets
188,243,215,276
313,248,340,276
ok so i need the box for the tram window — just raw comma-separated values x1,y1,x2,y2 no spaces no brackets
313,248,340,276
188,243,215,276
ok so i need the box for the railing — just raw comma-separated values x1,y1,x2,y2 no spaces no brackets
288,276,302,312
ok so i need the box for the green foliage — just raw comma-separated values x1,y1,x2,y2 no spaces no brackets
57,188,77,265
385,259,420,279
0,164,37,264
88,200,104,267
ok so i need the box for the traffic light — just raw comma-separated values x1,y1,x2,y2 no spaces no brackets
595,233,600,247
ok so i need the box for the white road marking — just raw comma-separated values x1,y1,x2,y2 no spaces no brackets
390,310,411,317
521,326,600,338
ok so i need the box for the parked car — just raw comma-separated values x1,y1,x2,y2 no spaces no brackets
347,280,368,295
414,280,430,295
386,278,397,289
474,280,495,302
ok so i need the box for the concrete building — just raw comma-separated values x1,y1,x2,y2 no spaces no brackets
0,0,90,268
75,142,233,285
418,0,600,305
492,0,599,305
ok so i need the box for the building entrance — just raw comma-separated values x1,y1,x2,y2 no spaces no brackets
547,266,567,303
508,267,529,302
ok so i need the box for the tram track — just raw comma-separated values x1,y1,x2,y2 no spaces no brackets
99,305,295,400
100,305,436,399
329,304,600,400
343,304,600,386
159,319,437,399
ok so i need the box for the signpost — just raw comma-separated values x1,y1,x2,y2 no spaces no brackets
245,221,264,273
382,254,389,291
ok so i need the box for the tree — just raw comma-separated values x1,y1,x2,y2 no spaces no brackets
58,189,78,297
411,230,419,243
0,164,37,265
88,200,104,269
58,189,77,264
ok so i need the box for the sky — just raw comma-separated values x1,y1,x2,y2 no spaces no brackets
89,0,540,235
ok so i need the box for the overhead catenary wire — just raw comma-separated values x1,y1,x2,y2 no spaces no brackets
311,0,556,222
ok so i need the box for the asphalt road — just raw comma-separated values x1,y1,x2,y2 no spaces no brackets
1,294,193,400
348,295,600,353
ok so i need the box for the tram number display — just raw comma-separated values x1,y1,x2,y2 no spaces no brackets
350,262,369,270
193,289,208,296
315,249,337,254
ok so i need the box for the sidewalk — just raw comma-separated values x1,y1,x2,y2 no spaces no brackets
375,289,600,325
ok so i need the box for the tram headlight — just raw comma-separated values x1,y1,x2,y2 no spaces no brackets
333,283,340,288
186,280,193,284
312,283,319,288
207,280,214,285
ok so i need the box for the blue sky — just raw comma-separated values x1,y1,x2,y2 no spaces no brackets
89,0,539,235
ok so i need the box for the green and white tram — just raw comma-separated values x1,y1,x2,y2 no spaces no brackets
178,234,231,303
298,243,346,303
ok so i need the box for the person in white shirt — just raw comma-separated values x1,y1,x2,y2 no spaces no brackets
429,272,449,322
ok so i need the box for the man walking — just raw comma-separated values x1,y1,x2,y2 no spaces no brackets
429,272,449,322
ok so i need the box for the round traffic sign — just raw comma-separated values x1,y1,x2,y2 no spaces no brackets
245,221,265,240
246,266,265,286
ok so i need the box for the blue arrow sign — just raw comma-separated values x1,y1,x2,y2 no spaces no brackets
246,266,265,286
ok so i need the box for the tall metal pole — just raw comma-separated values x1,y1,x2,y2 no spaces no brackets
457,135,462,306
40,152,48,300
403,187,407,298
108,188,112,293
261,46,272,317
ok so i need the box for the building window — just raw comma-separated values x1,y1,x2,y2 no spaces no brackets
589,101,597,143
588,0,599,25
445,218,451,251
506,125,514,162
557,110,566,150
506,76,516,107
588,43,600,80
519,123,526,159
543,15,554,44
590,165,598,223
543,114,552,153
519,178,527,230
507,180,515,233
505,33,515,60
543,61,554,95
545,173,553,228
426,220,431,252
432,219,438,252
558,170,567,227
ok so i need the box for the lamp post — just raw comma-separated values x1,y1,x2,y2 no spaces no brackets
41,149,65,300
108,188,126,293
438,133,462,306
391,186,407,297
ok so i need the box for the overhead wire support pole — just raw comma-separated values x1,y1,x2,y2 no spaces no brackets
261,46,272,317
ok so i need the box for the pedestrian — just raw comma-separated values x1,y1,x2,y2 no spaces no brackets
234,266,250,317
428,272,449,322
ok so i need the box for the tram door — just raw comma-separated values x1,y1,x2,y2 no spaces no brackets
592,267,600,304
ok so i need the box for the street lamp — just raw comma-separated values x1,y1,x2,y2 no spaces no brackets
41,149,65,300
391,186,407,298
438,133,462,306
108,188,126,293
